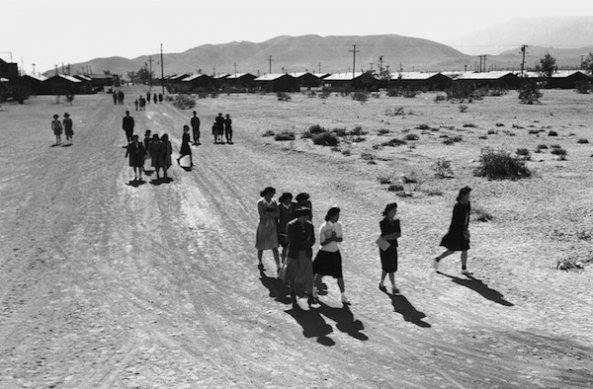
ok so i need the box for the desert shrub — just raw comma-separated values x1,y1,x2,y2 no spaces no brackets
487,129,497,135
404,133,419,141
472,206,493,222
473,147,531,180
382,138,407,147
446,83,479,102
312,131,339,146
377,175,391,184
210,91,219,98
274,131,295,141
307,90,317,98
577,138,589,144
276,91,291,101
262,130,275,137
575,81,592,94
377,128,390,136
516,148,531,160
402,173,418,184
462,123,477,128
173,94,196,109
550,147,567,160
536,144,548,152
386,88,401,97
478,135,488,140
512,124,524,129
432,158,454,178
341,149,351,156
350,126,368,136
548,130,558,137
388,183,404,192
332,127,348,137
420,187,444,196
434,94,446,103
361,153,375,161
415,124,430,130
385,106,406,116
458,104,468,113
402,89,418,98
487,88,507,97
351,91,368,103
443,136,463,145
302,124,325,138
528,129,540,134
495,123,505,127
518,82,542,104
502,130,516,137
319,88,332,99
352,136,366,143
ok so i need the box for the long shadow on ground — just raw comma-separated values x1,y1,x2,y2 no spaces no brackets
318,303,369,341
126,179,147,188
381,290,431,328
437,272,514,307
259,268,292,305
285,307,335,346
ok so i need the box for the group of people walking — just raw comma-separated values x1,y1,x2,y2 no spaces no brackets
212,112,233,144
256,186,473,310
50,113,74,146
112,90,125,105
134,91,164,110
122,110,197,182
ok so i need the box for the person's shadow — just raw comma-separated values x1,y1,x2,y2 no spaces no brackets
319,303,368,341
258,268,292,305
181,166,193,172
285,307,335,346
382,290,431,328
437,272,514,307
126,179,146,188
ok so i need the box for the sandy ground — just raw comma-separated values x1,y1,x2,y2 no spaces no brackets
1,87,592,388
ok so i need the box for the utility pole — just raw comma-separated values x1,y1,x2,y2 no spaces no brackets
378,56,384,74
160,43,165,95
20,57,24,76
54,64,58,76
318,62,321,73
148,56,153,89
32,63,36,76
67,63,71,75
580,54,585,70
369,62,374,71
349,44,359,78
268,55,272,74
233,62,237,75
520,45,528,76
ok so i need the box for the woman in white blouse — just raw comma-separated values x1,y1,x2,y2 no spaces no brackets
311,206,349,306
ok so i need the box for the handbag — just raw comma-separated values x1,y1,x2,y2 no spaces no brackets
375,236,391,251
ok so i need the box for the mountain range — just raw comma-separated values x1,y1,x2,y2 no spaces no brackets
43,17,593,77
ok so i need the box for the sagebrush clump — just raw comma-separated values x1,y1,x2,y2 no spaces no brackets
173,94,196,110
474,147,531,180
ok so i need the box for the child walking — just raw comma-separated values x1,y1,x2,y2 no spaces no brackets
176,125,193,167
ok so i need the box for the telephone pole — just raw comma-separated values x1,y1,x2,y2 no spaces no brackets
160,43,165,94
148,56,153,88
520,45,528,76
268,55,272,74
318,62,321,73
233,62,237,75
349,44,359,78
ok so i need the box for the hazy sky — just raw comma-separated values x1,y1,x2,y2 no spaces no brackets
3,0,593,73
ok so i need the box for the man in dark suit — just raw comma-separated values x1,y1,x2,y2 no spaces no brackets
122,110,135,144
190,111,201,145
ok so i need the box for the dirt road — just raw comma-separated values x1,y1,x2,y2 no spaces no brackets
1,88,592,388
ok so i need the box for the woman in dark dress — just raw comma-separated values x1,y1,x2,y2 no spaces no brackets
277,192,296,263
224,114,233,144
124,134,147,181
433,186,472,274
161,133,172,179
63,112,73,145
148,134,165,179
295,193,313,222
378,202,401,294
176,125,193,167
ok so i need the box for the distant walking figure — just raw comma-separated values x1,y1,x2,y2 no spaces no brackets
161,133,172,179
277,192,296,263
377,202,401,294
433,186,472,275
214,113,224,143
143,130,152,150
148,134,165,179
153,94,157,104
63,113,73,145
122,111,135,144
312,206,349,306
139,96,146,110
284,207,316,309
134,99,139,111
117,90,124,105
256,187,281,272
190,111,201,145
51,114,63,145
177,125,193,167
295,192,313,222
224,114,233,144
112,91,117,105
146,91,151,104
125,134,147,181
158,93,163,103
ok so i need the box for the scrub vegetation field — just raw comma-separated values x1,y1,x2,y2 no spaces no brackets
1,87,592,388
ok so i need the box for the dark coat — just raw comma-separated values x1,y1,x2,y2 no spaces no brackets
440,202,471,251
122,116,135,132
148,140,165,167
125,142,147,167
191,116,200,130
63,118,73,136
286,219,315,258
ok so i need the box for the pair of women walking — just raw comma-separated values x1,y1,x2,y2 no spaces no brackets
256,188,349,310
125,132,172,181
257,186,473,309
50,113,73,146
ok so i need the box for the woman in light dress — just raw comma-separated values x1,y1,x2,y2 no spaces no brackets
256,186,281,272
